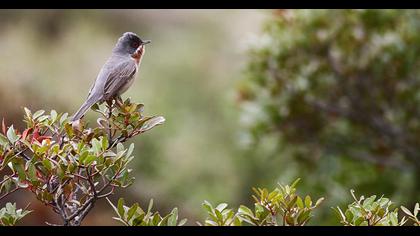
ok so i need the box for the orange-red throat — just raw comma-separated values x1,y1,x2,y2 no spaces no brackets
132,45,145,64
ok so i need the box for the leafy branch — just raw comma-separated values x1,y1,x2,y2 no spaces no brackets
0,98,165,226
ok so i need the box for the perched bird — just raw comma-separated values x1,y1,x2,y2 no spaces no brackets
71,32,151,121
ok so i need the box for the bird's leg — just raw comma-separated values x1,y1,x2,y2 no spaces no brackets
114,96,124,109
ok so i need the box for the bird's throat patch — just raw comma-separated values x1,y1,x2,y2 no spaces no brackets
132,46,145,64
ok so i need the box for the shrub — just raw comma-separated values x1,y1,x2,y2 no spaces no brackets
198,178,324,226
107,198,187,226
0,99,164,225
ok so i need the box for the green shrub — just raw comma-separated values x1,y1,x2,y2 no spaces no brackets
107,198,187,226
199,178,324,226
0,99,164,226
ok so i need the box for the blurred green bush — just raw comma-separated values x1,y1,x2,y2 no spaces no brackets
238,9,420,225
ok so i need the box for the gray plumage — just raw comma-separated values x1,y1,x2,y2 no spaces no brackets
71,32,150,121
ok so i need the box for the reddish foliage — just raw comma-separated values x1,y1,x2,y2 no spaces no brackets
1,118,6,135
21,128,33,141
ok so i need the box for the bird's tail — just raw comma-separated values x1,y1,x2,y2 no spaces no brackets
70,97,98,121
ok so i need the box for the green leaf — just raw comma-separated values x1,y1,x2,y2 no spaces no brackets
287,195,298,209
344,209,353,221
91,103,100,112
14,161,26,181
147,199,154,215
304,195,312,208
33,110,45,120
27,162,38,182
238,205,254,217
83,155,97,166
24,107,32,120
101,136,109,150
116,143,124,154
296,196,304,208
60,113,69,125
0,133,8,146
152,213,161,226
139,116,165,133
117,198,125,218
315,197,324,207
37,115,49,122
290,178,301,189
202,200,213,213
297,209,311,225
92,138,101,154
178,218,188,226
42,159,53,171
354,216,365,226
132,213,145,226
7,125,19,144
389,212,398,225
126,203,139,222
214,209,223,222
50,110,58,122
401,206,414,217
168,208,178,226
363,195,376,208
126,143,135,158
78,151,89,164
215,203,228,212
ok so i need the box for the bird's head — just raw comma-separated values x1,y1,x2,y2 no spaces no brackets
113,32,151,56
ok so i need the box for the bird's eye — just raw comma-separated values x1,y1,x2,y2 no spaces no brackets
131,41,139,48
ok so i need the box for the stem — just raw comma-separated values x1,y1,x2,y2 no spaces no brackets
106,102,113,145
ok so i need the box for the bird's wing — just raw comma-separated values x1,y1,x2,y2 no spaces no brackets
86,79,97,98
103,59,137,98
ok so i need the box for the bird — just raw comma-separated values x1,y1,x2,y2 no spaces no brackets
71,32,151,121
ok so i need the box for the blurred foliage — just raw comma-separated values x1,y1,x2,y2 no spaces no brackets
199,178,324,226
238,9,420,224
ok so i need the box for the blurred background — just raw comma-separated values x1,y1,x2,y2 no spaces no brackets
0,9,419,225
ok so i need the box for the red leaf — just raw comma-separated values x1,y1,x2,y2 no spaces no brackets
21,128,32,141
32,127,40,143
1,118,6,135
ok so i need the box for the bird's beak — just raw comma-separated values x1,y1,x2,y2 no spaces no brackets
141,40,151,45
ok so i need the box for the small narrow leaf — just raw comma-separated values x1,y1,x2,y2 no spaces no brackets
215,203,228,212
139,116,165,133
33,110,45,120
126,203,139,222
304,195,312,208
401,206,414,217
117,198,125,218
